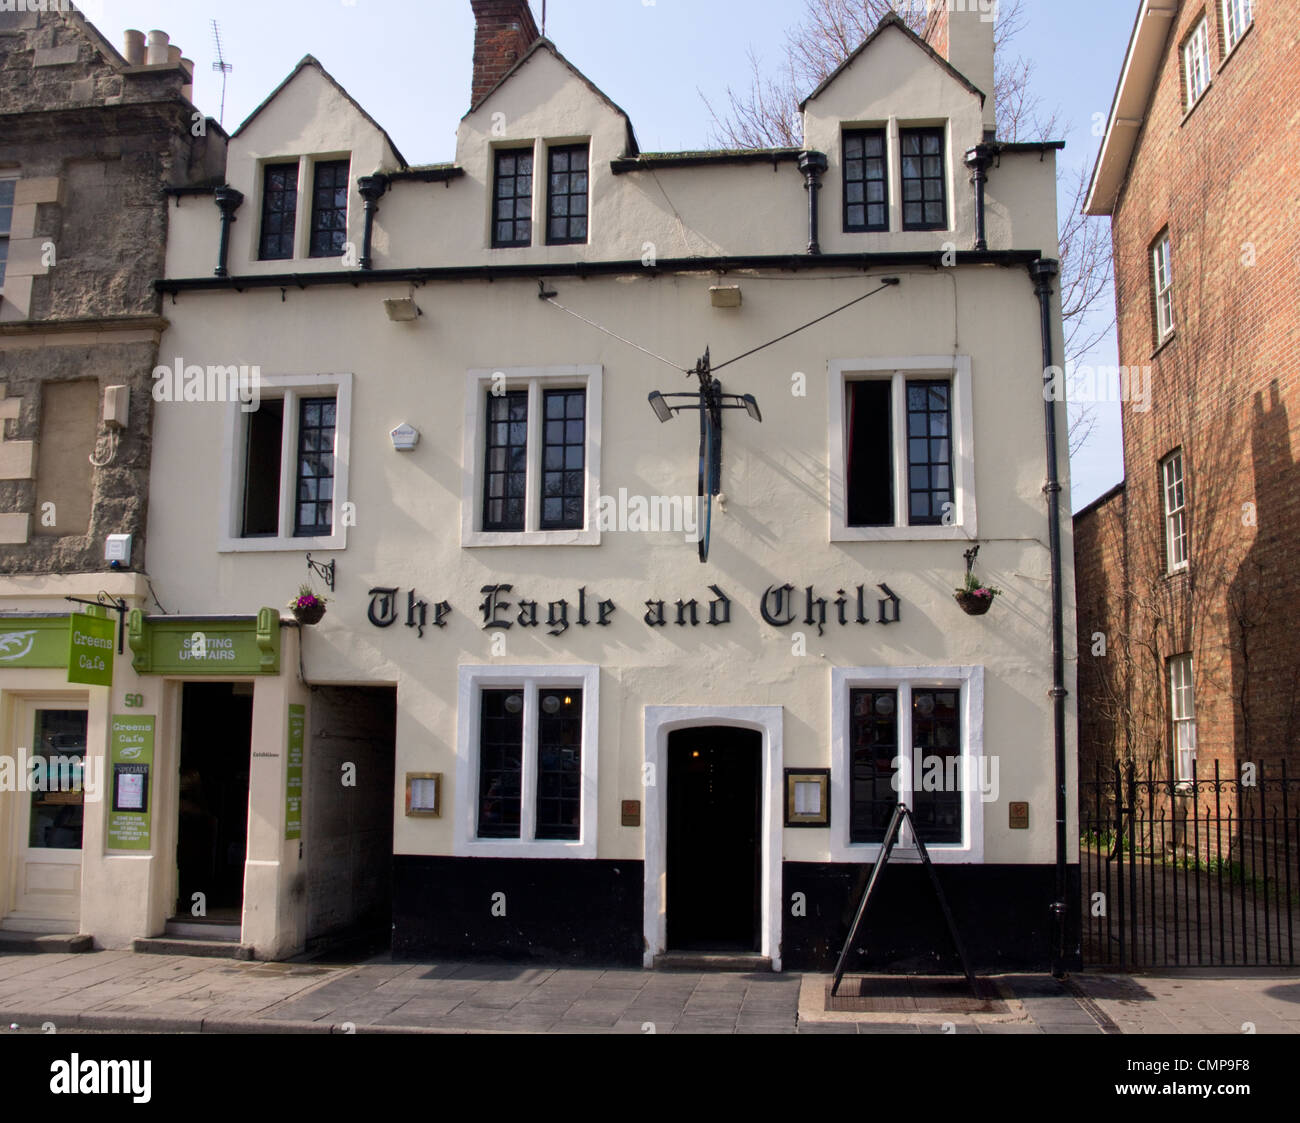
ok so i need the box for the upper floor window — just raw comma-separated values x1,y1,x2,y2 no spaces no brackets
258,163,299,261
1221,0,1253,53
462,366,602,546
492,148,533,248
308,159,350,258
1183,17,1212,108
1152,231,1174,344
1168,654,1197,783
843,129,888,233
900,128,947,231
1161,450,1189,573
830,357,975,542
546,144,589,245
0,177,15,287
219,372,352,553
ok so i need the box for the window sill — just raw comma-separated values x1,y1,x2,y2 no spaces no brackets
219,532,345,553
831,842,975,864
832,524,975,543
463,527,599,548
1220,21,1254,72
456,839,595,860
1181,81,1212,127
1151,331,1176,359
1163,564,1190,581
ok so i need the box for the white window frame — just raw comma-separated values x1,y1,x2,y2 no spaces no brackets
828,356,976,541
217,372,352,552
830,665,985,864
1152,233,1174,344
1161,450,1189,573
252,153,351,263
461,366,602,546
1183,17,1212,108
1169,654,1197,782
454,664,599,859
1221,0,1253,55
0,173,17,293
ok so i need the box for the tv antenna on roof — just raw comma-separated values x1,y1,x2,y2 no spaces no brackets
210,19,233,126
540,1,546,38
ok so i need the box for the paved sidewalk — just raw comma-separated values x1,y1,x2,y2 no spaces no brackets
0,951,1297,1034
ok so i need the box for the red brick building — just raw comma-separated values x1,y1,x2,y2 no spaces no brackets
1078,0,1298,798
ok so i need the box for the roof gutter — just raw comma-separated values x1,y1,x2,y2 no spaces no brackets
155,250,1042,296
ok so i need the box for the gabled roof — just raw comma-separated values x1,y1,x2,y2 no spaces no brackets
799,12,985,111
1084,1,1178,216
462,37,640,157
231,55,408,169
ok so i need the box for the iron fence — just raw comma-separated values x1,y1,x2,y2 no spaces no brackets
1081,760,1299,968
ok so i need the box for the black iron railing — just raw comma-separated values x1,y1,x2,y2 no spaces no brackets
1081,760,1298,968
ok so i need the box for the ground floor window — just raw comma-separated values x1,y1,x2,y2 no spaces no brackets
831,666,984,861
455,665,599,858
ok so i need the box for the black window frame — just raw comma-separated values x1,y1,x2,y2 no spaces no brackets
477,689,524,839
539,389,586,530
842,128,889,233
845,379,894,527
482,389,529,532
492,147,534,248
909,688,962,845
899,127,948,231
849,687,900,844
545,143,590,246
905,379,954,527
258,162,299,261
535,689,582,840
307,158,350,259
293,396,337,537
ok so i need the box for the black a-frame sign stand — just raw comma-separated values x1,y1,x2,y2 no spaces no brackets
830,803,978,997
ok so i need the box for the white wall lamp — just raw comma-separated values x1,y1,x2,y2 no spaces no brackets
383,297,422,322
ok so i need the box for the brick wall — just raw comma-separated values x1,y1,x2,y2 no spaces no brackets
1085,2,1300,792
470,0,539,109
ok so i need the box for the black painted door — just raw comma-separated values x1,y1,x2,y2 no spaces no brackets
666,726,761,951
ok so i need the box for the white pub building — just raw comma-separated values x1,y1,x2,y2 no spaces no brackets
7,1,1080,971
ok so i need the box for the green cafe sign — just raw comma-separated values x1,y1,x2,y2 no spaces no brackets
0,616,76,668
127,608,281,676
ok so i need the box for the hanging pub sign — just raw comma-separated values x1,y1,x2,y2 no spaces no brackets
67,611,115,686
365,581,902,637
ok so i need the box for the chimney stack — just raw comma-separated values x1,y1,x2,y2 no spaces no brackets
469,0,540,109
145,29,171,66
923,3,997,136
122,29,145,66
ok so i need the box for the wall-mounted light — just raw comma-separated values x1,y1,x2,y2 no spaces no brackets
648,391,674,423
383,297,422,322
710,285,742,308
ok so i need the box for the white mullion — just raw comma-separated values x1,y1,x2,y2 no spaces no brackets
897,681,914,847
525,381,542,532
277,390,298,539
518,681,539,843
891,373,908,527
886,115,900,233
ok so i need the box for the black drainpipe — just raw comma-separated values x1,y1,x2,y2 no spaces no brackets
797,151,828,255
357,174,389,271
212,186,244,278
964,145,994,252
1031,257,1069,977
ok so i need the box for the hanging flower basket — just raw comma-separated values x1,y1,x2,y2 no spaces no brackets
954,590,996,616
953,545,1000,616
288,585,328,625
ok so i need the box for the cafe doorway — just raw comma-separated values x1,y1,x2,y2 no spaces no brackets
173,682,253,927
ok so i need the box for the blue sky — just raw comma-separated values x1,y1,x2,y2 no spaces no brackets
81,0,1134,510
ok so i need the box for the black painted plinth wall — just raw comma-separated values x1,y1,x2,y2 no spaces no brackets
391,856,1082,970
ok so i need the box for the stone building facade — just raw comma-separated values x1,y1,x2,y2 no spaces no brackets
0,7,222,936
1079,0,1298,797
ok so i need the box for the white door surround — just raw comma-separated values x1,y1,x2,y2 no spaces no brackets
642,705,783,970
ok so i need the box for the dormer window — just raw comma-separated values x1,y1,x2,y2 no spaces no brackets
492,148,534,248
308,158,350,257
258,163,299,261
545,144,589,245
842,129,888,233
900,128,947,231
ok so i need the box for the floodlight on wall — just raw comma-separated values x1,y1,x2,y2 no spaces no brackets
710,285,742,308
383,297,422,322
648,391,674,424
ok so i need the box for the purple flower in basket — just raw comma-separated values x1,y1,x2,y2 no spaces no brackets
288,584,329,611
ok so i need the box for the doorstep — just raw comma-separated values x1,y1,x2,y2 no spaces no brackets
132,936,254,960
652,951,774,972
0,930,93,954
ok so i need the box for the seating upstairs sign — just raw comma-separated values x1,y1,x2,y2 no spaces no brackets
127,608,281,676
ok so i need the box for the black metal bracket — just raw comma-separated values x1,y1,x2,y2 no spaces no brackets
306,553,335,592
64,592,128,654
830,802,978,998
537,280,558,300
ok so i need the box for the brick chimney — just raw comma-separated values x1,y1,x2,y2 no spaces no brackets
923,3,997,136
470,0,540,109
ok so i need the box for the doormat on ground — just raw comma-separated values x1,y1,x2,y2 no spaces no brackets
824,975,1009,1014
